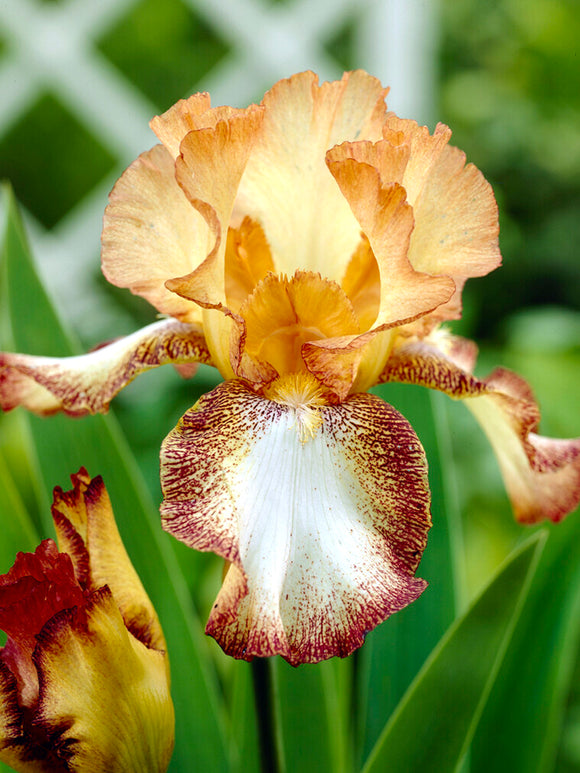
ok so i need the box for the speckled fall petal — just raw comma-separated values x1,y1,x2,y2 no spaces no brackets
160,379,430,665
0,319,211,417
382,331,580,523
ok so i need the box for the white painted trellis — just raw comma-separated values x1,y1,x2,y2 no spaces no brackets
0,0,437,338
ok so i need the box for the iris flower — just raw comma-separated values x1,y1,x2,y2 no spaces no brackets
0,469,174,772
1,71,579,665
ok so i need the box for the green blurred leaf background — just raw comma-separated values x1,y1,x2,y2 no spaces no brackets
0,0,579,770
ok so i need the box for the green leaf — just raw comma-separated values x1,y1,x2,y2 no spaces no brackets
0,187,230,771
228,662,260,773
471,514,580,772
356,385,463,762
362,532,546,773
270,657,351,773
0,450,39,573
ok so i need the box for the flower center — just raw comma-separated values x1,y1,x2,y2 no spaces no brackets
236,270,361,379
264,372,327,442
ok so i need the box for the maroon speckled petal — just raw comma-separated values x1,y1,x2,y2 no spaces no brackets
382,331,580,523
0,319,211,417
160,379,430,665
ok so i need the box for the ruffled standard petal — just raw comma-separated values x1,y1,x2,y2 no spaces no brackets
406,141,501,323
382,332,580,523
235,71,389,281
326,149,456,328
33,587,173,773
166,107,265,304
161,107,265,378
150,94,248,160
0,319,211,417
149,91,212,158
160,380,430,665
102,145,210,323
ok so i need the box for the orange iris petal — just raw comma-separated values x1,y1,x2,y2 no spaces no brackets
224,217,275,312
341,235,381,331
234,270,361,380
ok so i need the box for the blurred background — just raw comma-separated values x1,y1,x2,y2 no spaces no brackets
0,0,579,766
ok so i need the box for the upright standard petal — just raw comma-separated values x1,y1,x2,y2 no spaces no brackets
160,379,430,665
327,151,455,328
382,331,580,523
102,145,209,323
406,141,501,322
163,106,265,377
0,319,211,417
236,71,389,281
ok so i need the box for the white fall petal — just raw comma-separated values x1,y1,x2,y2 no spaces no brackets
161,380,431,664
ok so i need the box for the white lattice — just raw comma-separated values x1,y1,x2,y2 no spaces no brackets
0,0,437,339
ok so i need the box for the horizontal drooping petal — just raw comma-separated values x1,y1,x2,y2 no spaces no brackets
0,319,211,417
160,379,430,665
382,331,580,523
102,144,210,323
51,469,166,650
235,70,389,282
33,587,173,773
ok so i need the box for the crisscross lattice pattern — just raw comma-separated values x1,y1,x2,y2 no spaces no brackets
0,0,436,337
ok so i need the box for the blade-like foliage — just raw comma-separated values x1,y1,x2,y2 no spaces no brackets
0,188,231,772
356,384,462,762
0,451,39,573
471,515,580,772
362,532,546,773
270,657,351,773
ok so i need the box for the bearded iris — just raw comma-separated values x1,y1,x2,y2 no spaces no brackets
1,71,579,665
0,469,174,772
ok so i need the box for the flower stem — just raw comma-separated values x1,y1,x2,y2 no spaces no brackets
251,658,281,773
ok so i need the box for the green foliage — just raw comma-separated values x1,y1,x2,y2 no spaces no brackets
363,533,545,773
97,0,230,111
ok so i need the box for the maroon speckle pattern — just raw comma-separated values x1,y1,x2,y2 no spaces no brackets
161,379,431,664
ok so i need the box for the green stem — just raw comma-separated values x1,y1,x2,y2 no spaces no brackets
251,658,280,773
